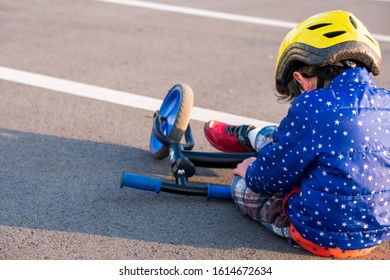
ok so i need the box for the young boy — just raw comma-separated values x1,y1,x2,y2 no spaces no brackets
205,10,389,258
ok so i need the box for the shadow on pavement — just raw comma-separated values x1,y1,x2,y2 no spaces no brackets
0,128,308,257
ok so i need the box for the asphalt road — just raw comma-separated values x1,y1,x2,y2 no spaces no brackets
1,0,389,260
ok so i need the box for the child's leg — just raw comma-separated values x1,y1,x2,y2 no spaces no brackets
248,125,277,152
204,122,278,153
231,176,291,238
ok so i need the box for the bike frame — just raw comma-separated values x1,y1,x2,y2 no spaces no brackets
121,110,256,199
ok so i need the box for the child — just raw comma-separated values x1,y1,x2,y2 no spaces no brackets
205,10,389,258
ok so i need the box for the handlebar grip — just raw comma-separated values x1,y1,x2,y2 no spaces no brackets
206,185,232,200
120,172,162,194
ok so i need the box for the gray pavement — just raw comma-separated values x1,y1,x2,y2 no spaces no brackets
0,0,389,260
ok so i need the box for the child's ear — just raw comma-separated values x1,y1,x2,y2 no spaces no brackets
293,71,312,92
293,71,305,85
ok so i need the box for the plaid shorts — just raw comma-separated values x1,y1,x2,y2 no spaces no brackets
230,125,291,238
231,176,291,238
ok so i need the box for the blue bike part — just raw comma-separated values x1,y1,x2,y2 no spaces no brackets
121,172,162,194
149,84,193,159
207,185,233,200
121,172,233,200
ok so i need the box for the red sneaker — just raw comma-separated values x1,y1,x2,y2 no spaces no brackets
204,120,255,153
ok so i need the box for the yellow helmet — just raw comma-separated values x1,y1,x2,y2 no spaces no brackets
274,10,381,95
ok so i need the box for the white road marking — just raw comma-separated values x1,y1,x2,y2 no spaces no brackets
0,66,276,127
95,0,390,43
96,0,297,29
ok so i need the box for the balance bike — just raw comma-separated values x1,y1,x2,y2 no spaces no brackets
120,84,256,200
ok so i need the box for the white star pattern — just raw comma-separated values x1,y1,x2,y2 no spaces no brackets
245,68,390,251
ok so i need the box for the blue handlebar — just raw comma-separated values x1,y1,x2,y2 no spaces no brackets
207,185,232,200
121,172,232,200
120,172,162,194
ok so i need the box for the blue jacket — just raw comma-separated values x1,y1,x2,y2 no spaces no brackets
246,67,390,250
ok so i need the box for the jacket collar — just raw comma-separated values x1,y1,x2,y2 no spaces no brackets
328,67,373,88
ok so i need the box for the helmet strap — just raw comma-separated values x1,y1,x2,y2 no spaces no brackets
315,60,358,89
316,76,325,89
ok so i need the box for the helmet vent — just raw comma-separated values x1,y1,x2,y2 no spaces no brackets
349,16,357,29
365,34,376,45
307,23,332,30
323,31,346,38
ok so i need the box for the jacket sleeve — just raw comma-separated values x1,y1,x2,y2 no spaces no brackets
245,100,314,194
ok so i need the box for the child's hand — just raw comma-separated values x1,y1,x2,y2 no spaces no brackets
233,157,257,178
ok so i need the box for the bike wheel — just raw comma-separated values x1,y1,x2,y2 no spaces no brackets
150,84,194,159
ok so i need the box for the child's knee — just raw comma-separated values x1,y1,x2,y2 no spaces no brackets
230,176,248,203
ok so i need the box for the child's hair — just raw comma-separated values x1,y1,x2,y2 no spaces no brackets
277,60,363,102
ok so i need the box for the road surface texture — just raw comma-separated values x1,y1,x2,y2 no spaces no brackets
1,0,389,260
